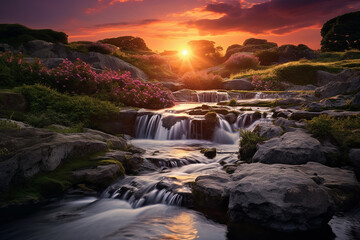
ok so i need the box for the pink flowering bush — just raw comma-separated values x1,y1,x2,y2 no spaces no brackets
251,75,284,91
224,53,260,71
0,51,175,109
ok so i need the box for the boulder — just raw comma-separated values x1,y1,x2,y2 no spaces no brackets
161,115,188,129
192,172,231,211
0,43,13,52
20,40,68,59
41,58,65,68
252,130,326,165
317,69,352,86
254,122,283,139
223,79,255,90
0,125,128,193
72,164,124,189
278,44,318,63
347,75,360,93
201,148,217,159
224,113,237,124
321,95,352,109
70,51,148,81
192,162,360,232
349,149,360,169
315,81,350,99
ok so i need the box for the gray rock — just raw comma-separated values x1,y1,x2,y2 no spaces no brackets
224,113,237,124
20,40,68,59
317,69,352,86
72,164,123,188
274,117,297,131
192,172,231,210
347,75,360,93
321,95,352,109
254,122,283,139
41,58,65,68
252,130,326,165
192,162,360,232
223,79,254,90
0,125,128,193
70,51,148,81
308,102,324,112
315,81,350,98
162,115,188,129
0,43,13,52
286,84,317,91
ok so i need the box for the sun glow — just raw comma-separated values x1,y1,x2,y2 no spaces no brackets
181,49,189,56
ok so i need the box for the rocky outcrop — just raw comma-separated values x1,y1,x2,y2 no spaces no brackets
252,130,326,164
352,91,360,108
0,124,128,193
278,44,318,63
18,40,148,81
223,79,254,90
172,89,198,102
72,164,124,189
192,162,360,232
317,69,352,86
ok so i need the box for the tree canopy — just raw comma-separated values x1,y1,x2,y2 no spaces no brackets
321,11,360,51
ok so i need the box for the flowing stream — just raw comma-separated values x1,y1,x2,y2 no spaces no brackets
0,93,359,240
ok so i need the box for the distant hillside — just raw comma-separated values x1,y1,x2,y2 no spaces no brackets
0,24,68,47
99,36,151,52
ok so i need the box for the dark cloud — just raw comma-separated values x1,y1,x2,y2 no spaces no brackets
187,0,360,35
95,19,161,27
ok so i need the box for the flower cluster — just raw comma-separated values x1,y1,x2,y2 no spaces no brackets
224,53,260,71
0,51,175,109
251,75,283,91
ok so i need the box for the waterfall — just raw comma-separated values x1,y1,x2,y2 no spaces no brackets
195,91,230,102
213,116,238,144
111,186,183,208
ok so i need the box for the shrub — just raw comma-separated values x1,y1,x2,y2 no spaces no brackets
254,49,280,65
224,53,259,72
14,84,119,127
228,99,237,106
251,75,284,91
273,64,322,85
133,54,168,65
1,52,175,109
0,24,68,47
88,42,113,54
239,130,268,162
181,71,223,90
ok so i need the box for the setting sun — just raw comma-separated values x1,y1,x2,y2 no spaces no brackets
181,49,189,56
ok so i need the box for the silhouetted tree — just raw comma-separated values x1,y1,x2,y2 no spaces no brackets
321,11,360,51
100,36,151,52
187,40,223,65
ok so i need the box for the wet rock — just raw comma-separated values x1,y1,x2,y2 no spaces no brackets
192,172,231,211
72,164,124,189
201,148,217,159
161,115,188,129
172,89,197,102
123,154,144,174
224,113,237,124
223,79,255,90
254,122,283,139
317,69,352,86
0,91,27,111
252,130,326,165
212,108,229,115
274,117,297,131
228,163,333,232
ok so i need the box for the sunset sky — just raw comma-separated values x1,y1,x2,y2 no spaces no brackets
1,0,360,52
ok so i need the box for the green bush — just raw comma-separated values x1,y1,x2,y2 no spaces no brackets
0,24,68,47
239,130,268,162
254,49,280,66
13,84,119,127
307,115,360,165
228,99,237,106
181,71,223,90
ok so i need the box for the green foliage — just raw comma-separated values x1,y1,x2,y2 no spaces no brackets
45,123,84,134
0,118,20,130
307,115,360,165
100,36,151,52
181,71,224,90
254,49,280,66
13,84,119,128
321,11,360,51
0,24,68,47
239,130,268,162
228,99,237,106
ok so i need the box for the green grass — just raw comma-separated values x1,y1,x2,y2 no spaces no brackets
231,52,360,85
0,152,125,205
0,85,120,128
307,115,360,166
239,130,268,162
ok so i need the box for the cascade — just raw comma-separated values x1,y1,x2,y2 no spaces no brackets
195,91,230,102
